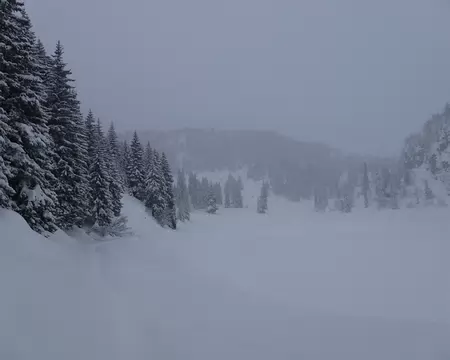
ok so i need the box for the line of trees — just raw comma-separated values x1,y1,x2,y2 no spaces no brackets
120,133,177,229
0,1,127,236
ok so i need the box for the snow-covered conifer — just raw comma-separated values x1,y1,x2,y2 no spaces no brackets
47,41,89,229
160,152,176,229
0,2,58,233
257,181,269,214
88,120,113,231
206,186,218,214
144,150,166,222
127,131,145,200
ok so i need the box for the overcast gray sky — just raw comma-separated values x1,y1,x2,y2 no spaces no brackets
25,0,450,155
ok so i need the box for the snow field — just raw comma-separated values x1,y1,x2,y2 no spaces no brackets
1,190,449,359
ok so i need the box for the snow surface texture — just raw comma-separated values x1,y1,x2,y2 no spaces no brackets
1,188,449,359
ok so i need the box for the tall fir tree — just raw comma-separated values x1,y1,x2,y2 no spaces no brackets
107,122,120,165
104,122,123,217
144,149,166,222
119,140,130,188
160,152,176,229
33,38,52,104
88,119,113,230
127,131,145,200
85,109,96,163
47,41,89,229
0,1,58,233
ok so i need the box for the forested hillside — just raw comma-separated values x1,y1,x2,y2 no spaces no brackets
0,0,175,236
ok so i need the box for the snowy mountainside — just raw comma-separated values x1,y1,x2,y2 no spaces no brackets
123,128,395,201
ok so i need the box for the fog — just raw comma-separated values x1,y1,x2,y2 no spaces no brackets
25,0,450,155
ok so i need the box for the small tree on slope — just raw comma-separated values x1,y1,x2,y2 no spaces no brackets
257,182,269,214
206,187,218,214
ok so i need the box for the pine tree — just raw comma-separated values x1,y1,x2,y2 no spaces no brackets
85,110,96,164
206,186,218,214
257,181,269,214
143,141,153,173
33,38,52,106
104,122,123,217
127,131,145,200
144,150,166,222
362,162,370,208
47,41,89,229
107,122,120,165
160,152,176,229
176,169,190,221
88,120,113,232
0,1,58,233
119,140,130,187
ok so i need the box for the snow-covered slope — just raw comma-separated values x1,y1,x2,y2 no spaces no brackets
1,196,449,359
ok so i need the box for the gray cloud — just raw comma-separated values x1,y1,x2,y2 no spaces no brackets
25,0,450,155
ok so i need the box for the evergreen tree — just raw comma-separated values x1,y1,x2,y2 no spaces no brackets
143,141,153,173
144,150,166,222
362,162,370,208
33,38,52,106
104,122,123,217
119,140,130,187
176,169,190,221
127,131,145,200
0,1,58,233
206,186,218,214
85,109,96,165
88,120,113,231
160,152,176,229
47,41,89,229
107,122,120,165
257,181,269,214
